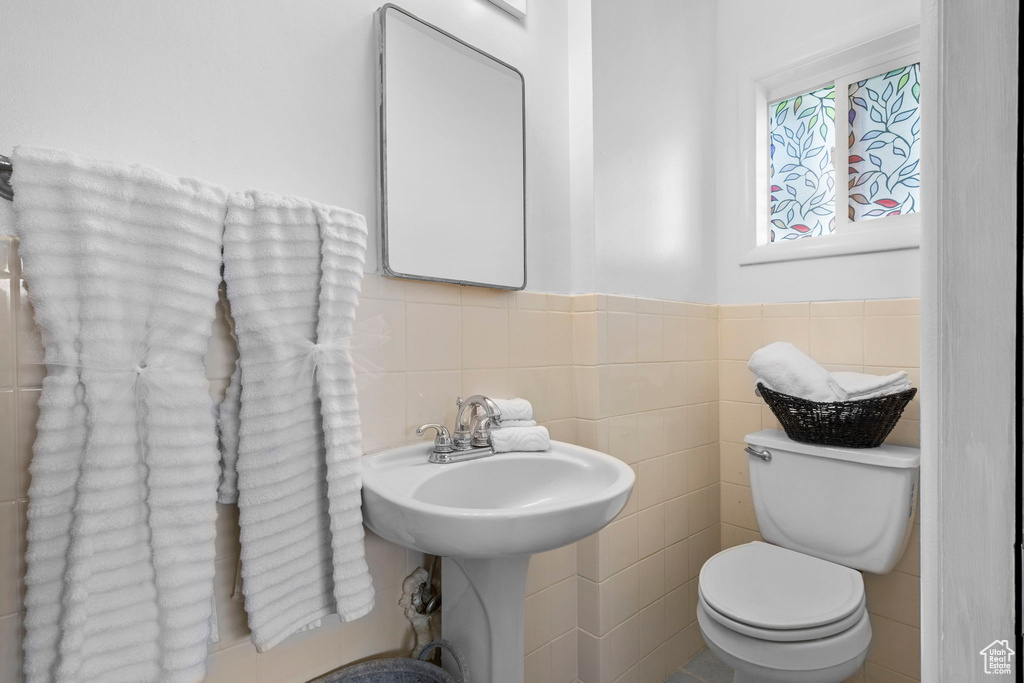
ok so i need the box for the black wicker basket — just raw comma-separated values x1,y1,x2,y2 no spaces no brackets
757,383,917,448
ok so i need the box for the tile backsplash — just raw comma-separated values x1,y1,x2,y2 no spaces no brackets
0,236,921,683
571,294,719,683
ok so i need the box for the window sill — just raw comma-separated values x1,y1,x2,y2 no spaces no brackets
740,223,920,266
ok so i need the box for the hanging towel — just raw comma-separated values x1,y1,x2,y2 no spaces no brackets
221,191,374,652
492,397,533,421
216,293,389,505
491,425,550,453
748,342,847,403
13,147,225,683
832,370,912,400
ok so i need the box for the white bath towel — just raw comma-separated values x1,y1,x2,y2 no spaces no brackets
832,370,911,400
498,419,536,428
748,342,847,403
222,191,374,652
492,397,533,422
13,147,225,683
491,425,551,453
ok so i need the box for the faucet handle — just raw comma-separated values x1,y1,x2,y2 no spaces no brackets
417,424,454,453
469,414,493,448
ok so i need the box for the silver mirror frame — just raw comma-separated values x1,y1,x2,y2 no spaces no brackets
374,3,528,290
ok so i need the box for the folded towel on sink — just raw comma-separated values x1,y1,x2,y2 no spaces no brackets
492,397,533,421
491,425,550,453
497,419,536,428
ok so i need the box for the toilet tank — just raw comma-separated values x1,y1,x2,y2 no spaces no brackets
745,429,919,574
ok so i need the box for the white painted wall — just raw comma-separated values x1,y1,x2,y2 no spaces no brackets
714,0,922,304
589,0,718,303
0,0,574,293
568,0,596,295
0,0,939,306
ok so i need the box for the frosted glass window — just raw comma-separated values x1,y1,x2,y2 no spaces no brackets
768,86,836,242
848,63,921,221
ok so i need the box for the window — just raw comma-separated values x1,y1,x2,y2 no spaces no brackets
740,27,922,264
769,85,836,240
768,60,921,243
847,64,921,222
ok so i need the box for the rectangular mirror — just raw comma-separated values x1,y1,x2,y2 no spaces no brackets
376,4,526,290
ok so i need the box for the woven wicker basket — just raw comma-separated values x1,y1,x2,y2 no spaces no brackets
757,383,917,448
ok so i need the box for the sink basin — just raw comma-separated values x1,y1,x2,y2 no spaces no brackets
361,440,634,558
360,440,630,557
360,440,634,682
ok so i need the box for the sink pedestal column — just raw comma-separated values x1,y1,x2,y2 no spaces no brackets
441,555,530,683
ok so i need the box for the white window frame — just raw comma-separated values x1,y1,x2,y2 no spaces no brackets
739,26,922,266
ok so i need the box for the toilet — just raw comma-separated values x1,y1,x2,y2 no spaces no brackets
698,429,919,683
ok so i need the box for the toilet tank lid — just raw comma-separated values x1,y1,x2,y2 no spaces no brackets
745,429,920,469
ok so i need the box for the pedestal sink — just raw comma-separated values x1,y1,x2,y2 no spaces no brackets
361,441,635,683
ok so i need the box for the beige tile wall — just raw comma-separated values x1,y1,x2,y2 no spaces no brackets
718,300,922,683
0,232,923,683
0,234,580,683
572,294,720,683
353,276,581,683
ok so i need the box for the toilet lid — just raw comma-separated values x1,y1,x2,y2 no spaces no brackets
699,542,864,630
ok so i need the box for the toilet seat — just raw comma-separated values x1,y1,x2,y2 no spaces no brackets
696,542,872,682
699,541,865,633
698,591,867,642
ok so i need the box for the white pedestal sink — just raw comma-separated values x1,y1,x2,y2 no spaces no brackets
361,441,635,683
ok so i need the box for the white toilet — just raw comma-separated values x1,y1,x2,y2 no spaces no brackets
698,429,919,683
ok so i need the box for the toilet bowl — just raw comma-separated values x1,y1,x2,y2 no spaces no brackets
696,431,918,682
697,541,871,683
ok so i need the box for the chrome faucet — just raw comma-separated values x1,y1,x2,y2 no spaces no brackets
417,395,503,464
454,395,502,447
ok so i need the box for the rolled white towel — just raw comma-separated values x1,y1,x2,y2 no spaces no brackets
499,419,536,428
832,371,911,400
749,342,847,402
492,398,533,421
491,425,550,453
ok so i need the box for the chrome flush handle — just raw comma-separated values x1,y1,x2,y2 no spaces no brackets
745,446,772,462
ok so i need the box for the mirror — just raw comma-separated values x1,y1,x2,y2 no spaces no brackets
376,4,526,290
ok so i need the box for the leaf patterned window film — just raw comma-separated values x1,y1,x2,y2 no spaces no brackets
768,86,836,242
848,63,921,222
